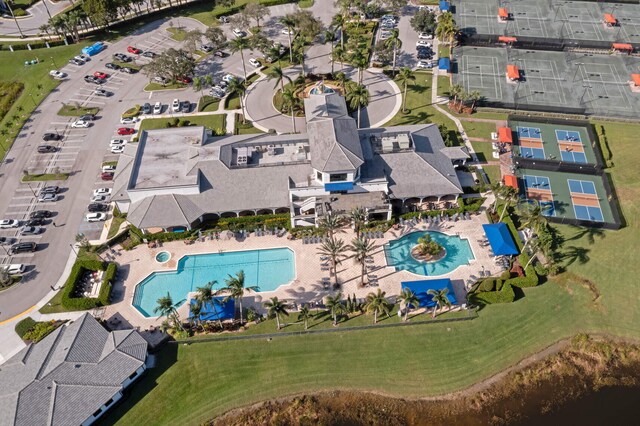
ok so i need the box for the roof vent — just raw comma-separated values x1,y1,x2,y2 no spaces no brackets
74,364,81,368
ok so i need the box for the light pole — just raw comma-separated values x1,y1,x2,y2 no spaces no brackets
69,243,78,256
42,0,52,19
572,62,584,82
26,182,37,197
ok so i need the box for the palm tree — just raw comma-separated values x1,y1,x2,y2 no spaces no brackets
263,297,290,330
189,301,202,331
349,237,376,287
292,36,307,75
335,71,348,94
450,83,463,105
227,78,247,123
331,13,346,49
217,270,259,325
351,50,368,85
318,213,345,237
518,200,546,231
427,288,451,318
323,29,337,75
297,304,312,330
280,15,297,63
384,29,402,76
349,207,367,236
317,237,347,288
498,186,519,222
468,90,482,111
396,67,415,113
523,237,541,269
364,289,393,323
268,65,291,93
397,288,420,321
334,45,346,72
192,76,202,92
281,86,301,134
229,36,250,82
195,281,223,328
324,292,345,325
347,84,369,128
154,292,184,331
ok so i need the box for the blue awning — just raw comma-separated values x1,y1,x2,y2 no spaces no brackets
438,57,451,71
401,279,457,308
325,182,354,192
440,1,450,11
482,223,519,255
189,297,235,321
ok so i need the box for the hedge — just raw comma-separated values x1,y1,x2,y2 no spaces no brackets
468,282,515,305
98,263,117,305
122,104,141,118
60,260,117,311
23,321,59,343
214,213,291,231
400,197,485,221
15,316,37,338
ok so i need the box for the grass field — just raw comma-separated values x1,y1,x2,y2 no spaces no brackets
461,120,498,140
166,27,187,41
470,141,494,163
138,114,226,134
482,165,501,185
57,104,100,117
436,75,451,97
143,82,187,91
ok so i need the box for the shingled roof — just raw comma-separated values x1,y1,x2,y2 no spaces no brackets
0,314,147,426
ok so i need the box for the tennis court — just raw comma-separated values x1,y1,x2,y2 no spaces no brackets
568,179,604,222
556,130,587,163
522,174,555,216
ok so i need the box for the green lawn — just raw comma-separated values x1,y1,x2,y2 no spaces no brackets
57,104,100,117
166,27,187,41
436,75,451,98
143,82,187,92
461,120,498,140
107,216,127,240
470,141,494,163
482,165,501,185
438,44,450,59
22,173,69,182
298,0,314,7
197,96,221,112
225,93,241,110
234,114,264,135
138,114,226,134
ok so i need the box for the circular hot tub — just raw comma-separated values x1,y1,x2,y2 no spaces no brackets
155,251,171,263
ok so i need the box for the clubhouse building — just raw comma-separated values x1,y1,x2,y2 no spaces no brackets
112,90,468,232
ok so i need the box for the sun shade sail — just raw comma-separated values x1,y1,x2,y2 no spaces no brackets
632,74,640,86
604,13,617,25
498,127,513,143
612,43,633,50
504,175,518,189
498,8,509,18
498,36,517,43
482,223,519,255
507,65,520,80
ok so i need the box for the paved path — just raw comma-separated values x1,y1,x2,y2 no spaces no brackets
0,0,73,38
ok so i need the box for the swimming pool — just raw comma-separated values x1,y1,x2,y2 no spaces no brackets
384,231,474,276
133,248,295,317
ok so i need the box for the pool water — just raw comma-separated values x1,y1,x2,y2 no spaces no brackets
133,248,295,317
155,251,171,263
384,231,474,276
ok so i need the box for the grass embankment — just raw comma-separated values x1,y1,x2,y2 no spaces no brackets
22,173,69,182
462,120,498,140
197,96,221,112
57,104,100,117
166,27,187,41
470,141,494,163
482,165,501,184
234,114,263,135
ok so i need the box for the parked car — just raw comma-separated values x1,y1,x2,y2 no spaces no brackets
93,188,112,197
39,186,60,195
101,172,114,181
176,76,192,84
38,193,58,202
91,194,110,203
416,40,432,48
110,139,127,147
2,264,26,275
120,117,138,125
417,60,434,69
79,114,96,121
249,58,261,67
88,203,109,213
0,219,20,229
24,218,44,227
218,15,229,23
222,73,239,83
105,62,121,70
141,51,156,58
101,164,116,172
116,127,135,135
418,32,433,40
214,50,228,58
0,237,16,245
153,102,162,114
233,28,246,37
69,58,84,66
71,120,90,128
42,133,62,141
111,145,125,154
37,145,57,153
171,99,180,112
113,53,132,62
153,76,168,85
9,242,37,254
210,88,225,98
86,213,107,222
20,226,43,236
200,44,214,53
181,102,190,113
281,28,294,35
94,89,112,97
142,103,152,114
49,70,66,79
78,54,90,62
84,75,102,84
127,46,142,54
121,67,137,74
30,210,51,219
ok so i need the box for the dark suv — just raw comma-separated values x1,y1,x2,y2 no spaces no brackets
42,133,62,141
88,203,109,212
9,242,37,254
30,210,52,219
37,145,57,153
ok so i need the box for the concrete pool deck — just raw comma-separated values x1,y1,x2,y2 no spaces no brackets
101,204,503,330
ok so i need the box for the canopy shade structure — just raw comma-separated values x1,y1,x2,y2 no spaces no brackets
504,174,518,189
324,182,354,192
498,8,509,19
631,74,640,86
612,43,633,51
603,13,617,25
401,279,458,308
506,64,520,80
497,127,513,143
439,1,450,12
189,297,235,321
438,57,451,71
482,223,519,255
498,36,517,43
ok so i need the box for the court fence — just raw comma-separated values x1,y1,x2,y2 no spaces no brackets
459,34,640,53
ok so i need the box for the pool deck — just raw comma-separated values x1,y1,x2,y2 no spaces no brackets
101,204,503,331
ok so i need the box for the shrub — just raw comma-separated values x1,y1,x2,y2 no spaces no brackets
23,321,58,343
198,96,220,112
506,265,538,288
468,283,515,305
98,263,117,305
60,260,113,311
122,104,141,118
500,270,512,280
479,278,497,292
15,317,37,338
214,213,291,231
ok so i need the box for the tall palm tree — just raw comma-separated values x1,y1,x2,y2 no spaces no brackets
324,292,345,326
397,288,420,322
347,84,369,129
229,36,250,82
498,186,519,222
323,28,336,75
298,304,312,330
450,83,463,105
217,270,259,325
523,237,541,269
189,301,202,331
292,36,307,75
280,15,297,63
518,200,546,231
364,289,393,323
396,67,415,113
154,292,184,331
335,71,348,94
427,288,452,318
468,90,482,111
334,45,346,72
351,50,368,85
349,237,376,287
227,78,247,123
195,281,223,328
318,213,345,237
281,86,301,134
263,297,290,330
331,13,346,49
317,237,347,288
268,65,291,93
349,207,367,236
384,28,402,76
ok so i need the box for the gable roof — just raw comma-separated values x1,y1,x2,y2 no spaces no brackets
307,116,364,172
0,313,147,426
127,193,205,229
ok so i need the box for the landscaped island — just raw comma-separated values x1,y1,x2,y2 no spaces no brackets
411,234,446,262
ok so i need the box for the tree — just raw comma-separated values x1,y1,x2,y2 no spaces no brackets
317,237,347,288
205,26,228,51
324,292,345,325
294,10,322,41
334,45,346,72
281,86,301,133
143,48,195,83
292,36,308,75
323,28,336,75
427,288,451,318
331,13,346,49
438,124,455,147
217,270,259,325
335,71,348,94
183,29,203,55
349,207,366,236
227,77,248,123
498,185,519,222
0,268,10,287
416,234,443,256
192,76,202,92
450,83,463,105
410,8,437,34
229,10,251,30
154,292,184,331
351,51,368,85
229,36,250,81
384,0,406,14
436,12,459,44
523,237,541,269
268,65,291,93
280,15,297,63
373,41,394,65
384,28,402,76
364,289,393,323
468,90,482,111
298,304,312,330
318,213,345,238
263,297,290,330
244,2,270,28
397,288,419,321
195,281,223,328
396,67,415,113
347,84,369,128
189,302,202,331
348,237,376,287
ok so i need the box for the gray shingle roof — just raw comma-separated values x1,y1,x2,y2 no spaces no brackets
0,313,147,426
127,193,205,229
304,92,348,120
307,117,364,173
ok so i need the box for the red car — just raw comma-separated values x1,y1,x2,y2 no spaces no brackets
101,172,114,181
93,71,108,79
176,76,192,84
117,127,135,135
127,46,142,54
